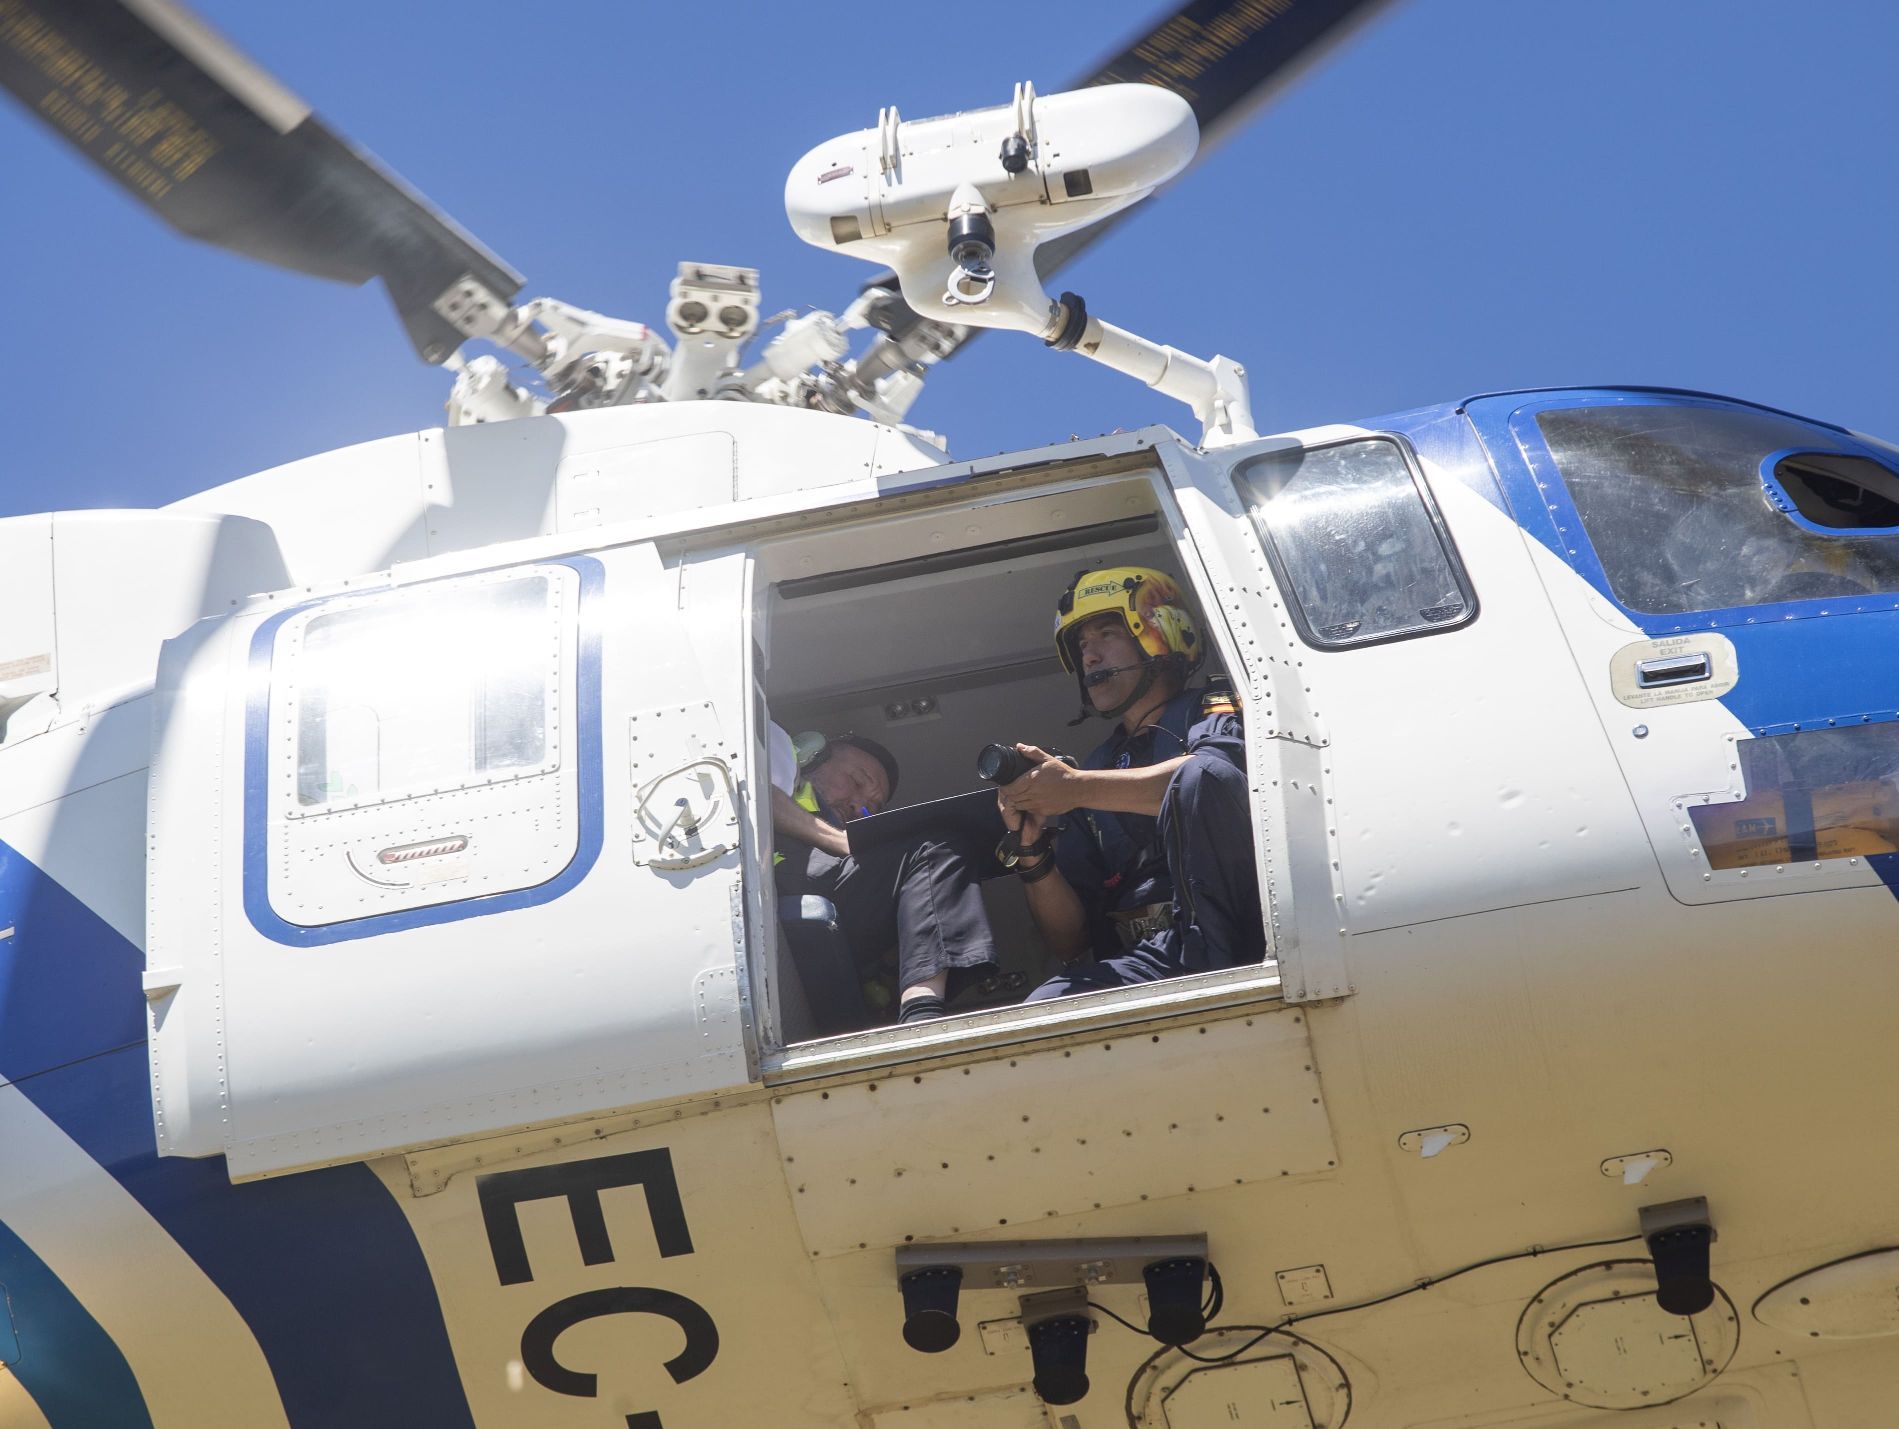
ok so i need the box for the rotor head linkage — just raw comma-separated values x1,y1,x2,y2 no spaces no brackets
1043,294,1255,446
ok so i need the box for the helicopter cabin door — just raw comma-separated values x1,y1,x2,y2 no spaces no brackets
1152,432,1491,1003
147,541,757,1179
1144,437,1352,1002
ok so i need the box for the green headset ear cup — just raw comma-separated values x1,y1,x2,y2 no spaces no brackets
792,731,829,770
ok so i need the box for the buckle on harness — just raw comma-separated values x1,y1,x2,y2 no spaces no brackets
1107,901,1174,951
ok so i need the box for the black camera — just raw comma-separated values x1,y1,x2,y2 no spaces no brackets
976,743,1031,785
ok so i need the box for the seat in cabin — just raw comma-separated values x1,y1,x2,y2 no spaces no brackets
777,895,871,1037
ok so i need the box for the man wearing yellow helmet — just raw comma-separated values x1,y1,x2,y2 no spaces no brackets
994,567,1262,997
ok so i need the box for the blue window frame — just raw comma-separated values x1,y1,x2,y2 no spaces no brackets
1759,447,1899,537
1470,393,1899,629
241,557,603,947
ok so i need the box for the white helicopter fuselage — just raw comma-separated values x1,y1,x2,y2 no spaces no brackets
3,392,1898,1429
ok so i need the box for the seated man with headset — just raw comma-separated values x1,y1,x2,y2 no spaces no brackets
768,725,999,1024
993,567,1263,999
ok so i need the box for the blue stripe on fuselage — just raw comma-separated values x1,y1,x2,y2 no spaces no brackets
0,839,475,1429
1685,610,1899,737
0,840,145,1083
0,1216,152,1429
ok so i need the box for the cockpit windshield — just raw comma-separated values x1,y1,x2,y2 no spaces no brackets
1535,403,1899,615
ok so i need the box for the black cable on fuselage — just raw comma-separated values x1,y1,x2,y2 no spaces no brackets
1102,1231,1646,1428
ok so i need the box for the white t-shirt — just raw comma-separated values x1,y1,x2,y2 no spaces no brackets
767,722,798,797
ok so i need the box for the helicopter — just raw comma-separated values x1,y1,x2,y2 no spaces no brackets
6,1,1899,1427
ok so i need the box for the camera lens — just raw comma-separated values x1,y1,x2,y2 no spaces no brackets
976,743,1026,785
946,210,997,263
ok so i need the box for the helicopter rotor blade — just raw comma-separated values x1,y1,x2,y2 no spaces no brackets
1032,0,1393,278
0,0,523,363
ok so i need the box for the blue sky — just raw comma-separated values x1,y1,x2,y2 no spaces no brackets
4,1,1895,518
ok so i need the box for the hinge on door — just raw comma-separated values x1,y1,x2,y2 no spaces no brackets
629,700,735,868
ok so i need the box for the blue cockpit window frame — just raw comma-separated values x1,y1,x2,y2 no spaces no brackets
1473,391,1899,632
241,555,604,948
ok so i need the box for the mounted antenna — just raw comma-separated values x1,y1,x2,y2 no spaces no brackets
785,83,1256,446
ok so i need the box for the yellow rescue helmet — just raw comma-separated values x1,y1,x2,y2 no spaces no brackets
1053,566,1203,674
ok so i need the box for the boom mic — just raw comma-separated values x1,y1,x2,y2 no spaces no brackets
1082,663,1144,688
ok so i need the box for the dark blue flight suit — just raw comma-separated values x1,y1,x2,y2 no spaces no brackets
1023,688,1263,1000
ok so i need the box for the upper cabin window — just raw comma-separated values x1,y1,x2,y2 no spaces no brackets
1534,404,1899,614
1689,722,1899,869
292,575,558,815
1233,437,1474,648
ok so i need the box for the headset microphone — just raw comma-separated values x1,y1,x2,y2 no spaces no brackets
1082,663,1144,688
